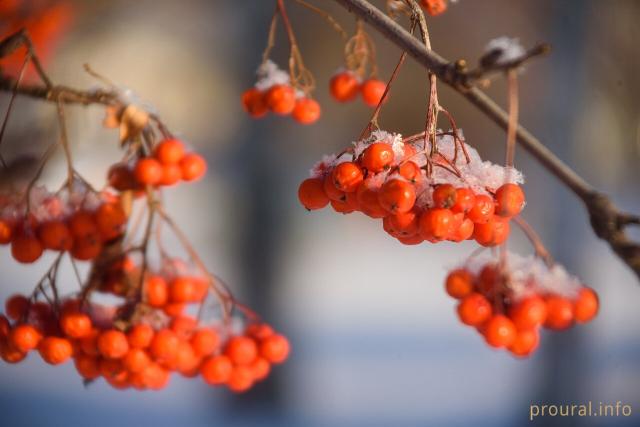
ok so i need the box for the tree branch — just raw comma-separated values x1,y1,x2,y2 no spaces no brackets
333,0,640,280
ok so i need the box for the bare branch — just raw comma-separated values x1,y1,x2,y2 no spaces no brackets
333,0,640,279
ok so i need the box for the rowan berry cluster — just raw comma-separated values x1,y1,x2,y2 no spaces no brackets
242,60,321,125
446,253,599,357
330,71,386,107
0,287,290,392
0,183,126,263
298,130,525,247
108,138,206,191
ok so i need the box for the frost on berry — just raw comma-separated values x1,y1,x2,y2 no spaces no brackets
254,60,291,92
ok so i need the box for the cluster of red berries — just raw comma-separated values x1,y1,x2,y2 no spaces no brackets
108,138,206,191
445,255,599,357
0,292,290,392
298,131,525,247
0,185,126,263
242,61,320,124
329,71,386,107
242,85,320,125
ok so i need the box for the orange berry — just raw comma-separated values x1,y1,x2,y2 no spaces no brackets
246,323,275,340
122,348,151,373
457,293,492,326
227,365,255,393
180,153,207,181
495,183,525,218
508,328,540,357
242,87,268,118
70,235,102,261
134,157,163,185
473,217,510,247
361,142,395,173
225,336,258,365
433,184,457,209
292,98,321,125
0,315,9,339
451,188,476,214
38,221,73,251
449,217,474,242
249,356,271,382
383,210,419,237
163,303,185,317
265,84,296,115
398,161,420,183
544,296,574,330
9,324,42,352
95,202,127,241
330,199,355,214
322,173,346,202
145,275,169,307
79,329,100,356
445,269,474,299
108,163,137,192
60,311,93,339
74,353,100,379
5,294,29,321
419,208,454,241
467,194,495,224
149,329,179,362
170,315,198,339
38,336,73,365
0,219,13,244
574,287,599,324
128,323,155,349
98,329,129,359
260,334,290,364
169,277,198,304
378,179,416,214
159,163,182,186
421,0,447,16
396,234,424,245
298,177,330,210
0,340,26,364
476,264,499,294
140,362,170,390
68,211,98,239
332,162,364,193
11,233,43,263
329,72,360,102
191,329,220,357
361,79,386,107
201,355,233,385
356,180,387,218
483,315,517,348
508,296,547,330
154,138,185,165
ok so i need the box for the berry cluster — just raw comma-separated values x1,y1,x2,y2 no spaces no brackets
108,138,206,191
298,130,525,247
242,61,321,125
446,253,599,357
0,183,126,263
329,71,386,107
0,288,290,392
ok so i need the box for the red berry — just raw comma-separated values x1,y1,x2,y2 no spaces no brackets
495,184,525,218
180,153,207,181
509,296,547,330
445,269,474,299
298,178,329,210
292,98,321,125
361,79,386,107
378,179,416,214
508,328,540,357
419,208,454,241
544,296,574,330
242,88,268,118
573,288,599,324
134,158,163,185
432,184,457,209
361,142,395,173
483,315,517,348
330,72,360,102
467,194,495,224
332,162,364,193
457,293,492,326
154,139,185,165
265,84,296,115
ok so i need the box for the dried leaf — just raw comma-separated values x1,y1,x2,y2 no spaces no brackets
102,105,120,129
119,104,149,144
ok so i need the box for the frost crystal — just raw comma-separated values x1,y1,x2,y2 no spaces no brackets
461,252,583,300
254,60,290,92
484,36,525,65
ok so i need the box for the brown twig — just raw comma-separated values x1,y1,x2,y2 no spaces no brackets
334,0,640,280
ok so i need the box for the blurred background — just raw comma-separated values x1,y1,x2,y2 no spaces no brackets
1,0,639,426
